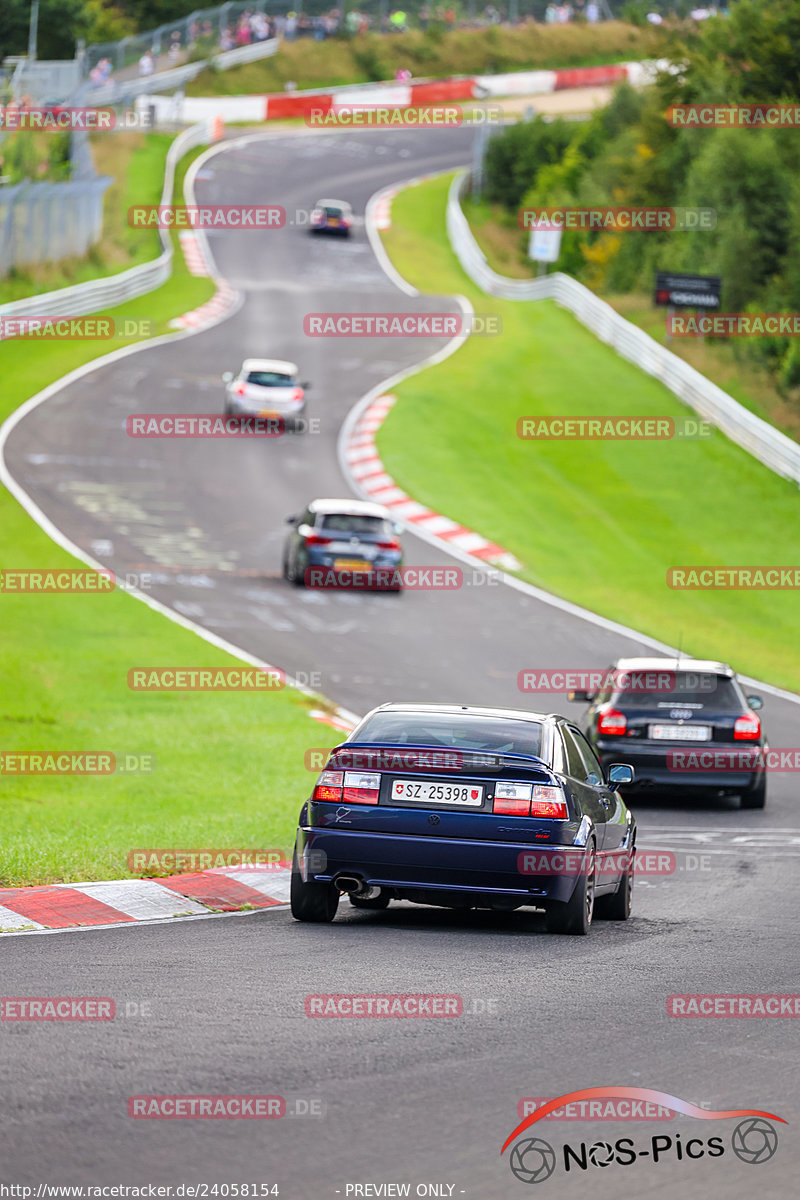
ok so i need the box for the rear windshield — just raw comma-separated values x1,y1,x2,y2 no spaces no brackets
323,206,344,218
354,712,544,758
318,514,391,535
246,371,293,387
615,673,742,711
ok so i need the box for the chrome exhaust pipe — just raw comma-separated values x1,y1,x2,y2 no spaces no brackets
334,874,364,894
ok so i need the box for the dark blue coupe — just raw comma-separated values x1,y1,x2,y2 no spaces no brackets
291,703,636,935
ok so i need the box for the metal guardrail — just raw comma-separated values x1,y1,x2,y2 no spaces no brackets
0,122,212,323
446,171,800,487
87,37,279,106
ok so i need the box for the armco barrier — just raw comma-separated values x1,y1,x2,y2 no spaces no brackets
0,122,213,327
446,171,800,486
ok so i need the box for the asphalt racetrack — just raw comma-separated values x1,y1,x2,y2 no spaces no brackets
3,128,799,1198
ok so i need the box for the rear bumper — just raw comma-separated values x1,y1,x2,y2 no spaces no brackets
296,826,591,904
597,741,762,792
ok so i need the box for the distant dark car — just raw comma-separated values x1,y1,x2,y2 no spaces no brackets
290,703,636,934
282,498,403,589
569,657,766,809
309,198,353,236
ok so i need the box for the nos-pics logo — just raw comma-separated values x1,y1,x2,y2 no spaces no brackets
501,1088,783,1184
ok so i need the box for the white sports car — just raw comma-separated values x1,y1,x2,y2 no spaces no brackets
222,358,309,431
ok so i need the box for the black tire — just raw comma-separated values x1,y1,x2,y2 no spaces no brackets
545,842,596,935
595,843,633,921
741,775,767,809
349,892,390,910
290,853,338,922
285,552,304,587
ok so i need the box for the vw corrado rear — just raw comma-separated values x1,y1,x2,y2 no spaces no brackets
291,704,636,935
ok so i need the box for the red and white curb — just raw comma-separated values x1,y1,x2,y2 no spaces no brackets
372,191,395,232
169,279,239,331
344,394,521,571
178,230,210,277
0,866,293,935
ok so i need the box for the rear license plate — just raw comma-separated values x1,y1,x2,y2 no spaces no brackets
391,780,483,806
258,411,279,419
649,724,712,741
328,218,340,226
333,559,372,572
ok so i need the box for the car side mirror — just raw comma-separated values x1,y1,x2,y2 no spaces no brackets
608,763,634,787
567,689,595,703
299,380,311,389
222,372,234,383
285,514,299,524
746,695,763,710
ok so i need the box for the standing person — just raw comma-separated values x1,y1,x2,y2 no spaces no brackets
586,0,599,20
420,5,430,30
138,49,155,76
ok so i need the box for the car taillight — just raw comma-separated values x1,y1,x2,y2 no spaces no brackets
493,782,532,815
311,211,322,224
529,785,569,820
312,770,342,802
376,539,401,551
234,382,246,396
491,783,568,819
305,534,332,546
291,387,304,402
734,711,761,740
342,770,380,805
341,218,351,227
597,708,627,736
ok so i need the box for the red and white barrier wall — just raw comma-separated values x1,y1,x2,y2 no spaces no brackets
137,60,664,126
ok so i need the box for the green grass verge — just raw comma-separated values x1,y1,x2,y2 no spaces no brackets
378,174,800,694
0,139,340,888
189,22,661,95
0,133,172,306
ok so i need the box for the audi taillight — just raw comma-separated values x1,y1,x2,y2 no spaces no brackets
305,534,332,546
597,708,627,737
493,782,531,815
342,771,380,805
376,539,401,551
734,711,761,741
529,785,569,820
312,770,342,802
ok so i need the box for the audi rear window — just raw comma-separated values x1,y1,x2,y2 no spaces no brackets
354,713,544,759
614,673,742,711
246,371,294,387
319,514,391,535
